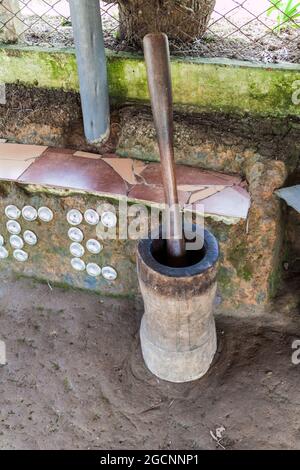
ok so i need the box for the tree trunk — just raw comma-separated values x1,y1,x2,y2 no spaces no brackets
105,0,216,45
0,0,22,43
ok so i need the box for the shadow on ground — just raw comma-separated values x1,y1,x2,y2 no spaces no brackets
0,276,300,450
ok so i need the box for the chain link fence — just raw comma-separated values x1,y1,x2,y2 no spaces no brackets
0,0,299,63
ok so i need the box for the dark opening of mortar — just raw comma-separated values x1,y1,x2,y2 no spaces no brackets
151,237,206,269
139,226,219,278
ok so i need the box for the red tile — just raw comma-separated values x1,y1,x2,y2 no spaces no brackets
140,163,241,187
102,158,137,185
19,149,127,196
128,184,190,205
44,147,75,155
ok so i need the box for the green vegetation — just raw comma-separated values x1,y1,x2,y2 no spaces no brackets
267,0,300,31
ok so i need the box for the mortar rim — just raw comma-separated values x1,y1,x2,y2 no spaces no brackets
138,226,219,278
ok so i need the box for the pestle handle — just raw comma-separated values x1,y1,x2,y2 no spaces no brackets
143,33,186,263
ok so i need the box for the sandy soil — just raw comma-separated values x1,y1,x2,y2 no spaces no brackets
0,274,300,450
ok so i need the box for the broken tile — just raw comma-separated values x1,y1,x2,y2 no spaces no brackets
128,184,189,206
0,145,249,220
275,185,300,213
0,139,7,143
74,151,101,160
201,186,250,219
100,153,118,159
189,186,226,204
0,159,36,181
133,159,147,177
0,143,47,161
178,185,207,192
19,149,127,196
102,158,137,185
141,163,241,187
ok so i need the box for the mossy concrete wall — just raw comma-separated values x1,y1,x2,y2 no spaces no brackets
0,45,300,117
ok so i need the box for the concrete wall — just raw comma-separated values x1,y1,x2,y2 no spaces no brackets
0,45,300,117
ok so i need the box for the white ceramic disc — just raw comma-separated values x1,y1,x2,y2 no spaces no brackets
67,209,83,226
101,211,117,228
68,227,84,243
70,242,85,258
71,258,86,272
10,235,24,250
86,239,103,255
6,220,21,235
23,230,38,246
0,235,4,246
13,249,28,262
102,266,118,281
22,206,38,222
84,209,100,226
38,207,53,222
86,263,101,277
0,246,9,259
5,205,21,220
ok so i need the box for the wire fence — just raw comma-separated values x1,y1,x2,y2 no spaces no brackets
0,0,299,63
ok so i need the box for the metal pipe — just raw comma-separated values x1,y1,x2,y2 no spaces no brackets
69,0,110,144
143,33,186,266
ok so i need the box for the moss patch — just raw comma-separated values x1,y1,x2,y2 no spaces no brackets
0,45,300,117
228,242,254,281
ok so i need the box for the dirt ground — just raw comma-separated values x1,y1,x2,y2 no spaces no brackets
0,274,300,450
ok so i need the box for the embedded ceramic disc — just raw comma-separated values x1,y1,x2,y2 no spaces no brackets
22,206,38,222
70,242,85,258
13,249,28,262
0,235,4,246
23,230,38,246
5,205,21,220
68,227,84,243
86,263,101,277
101,211,117,228
10,235,24,250
102,266,118,281
0,246,9,259
67,209,83,226
86,239,103,255
38,207,53,223
6,220,21,235
71,258,86,272
84,209,100,226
